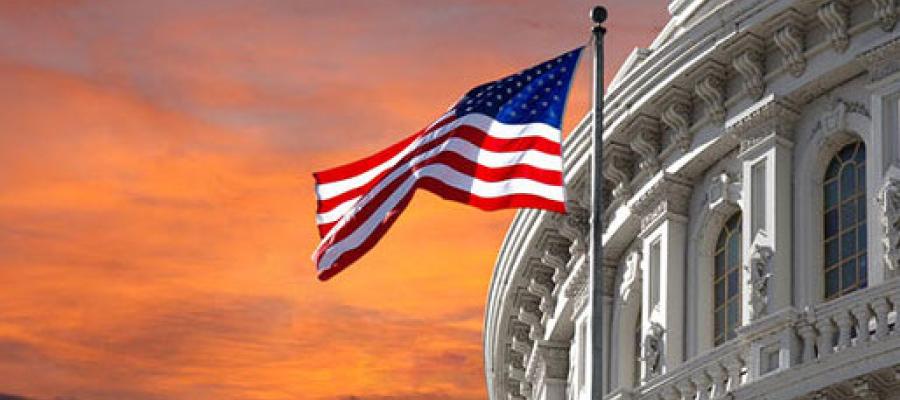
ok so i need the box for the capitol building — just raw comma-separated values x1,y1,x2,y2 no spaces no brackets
483,1,900,400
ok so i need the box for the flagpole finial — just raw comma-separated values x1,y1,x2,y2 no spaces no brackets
591,6,607,25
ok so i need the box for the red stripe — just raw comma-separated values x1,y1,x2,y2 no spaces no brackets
315,151,562,248
314,124,560,213
316,177,565,281
312,115,457,183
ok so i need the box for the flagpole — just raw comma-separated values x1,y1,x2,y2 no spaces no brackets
590,5,607,400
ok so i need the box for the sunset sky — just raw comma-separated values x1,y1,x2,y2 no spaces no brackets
0,1,666,399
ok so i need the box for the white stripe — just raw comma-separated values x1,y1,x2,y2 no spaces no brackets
315,136,562,225
315,164,564,269
315,113,559,200
315,195,361,225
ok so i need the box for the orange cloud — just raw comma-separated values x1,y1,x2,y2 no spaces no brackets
0,1,666,399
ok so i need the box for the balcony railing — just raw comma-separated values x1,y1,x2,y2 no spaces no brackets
609,277,900,400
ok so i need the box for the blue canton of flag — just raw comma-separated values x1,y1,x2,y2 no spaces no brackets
453,47,583,129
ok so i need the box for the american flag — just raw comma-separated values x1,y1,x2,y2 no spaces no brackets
313,47,583,280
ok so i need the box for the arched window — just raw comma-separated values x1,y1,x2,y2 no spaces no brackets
823,141,867,300
714,213,741,346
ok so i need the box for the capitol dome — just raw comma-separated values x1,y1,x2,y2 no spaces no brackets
483,1,900,400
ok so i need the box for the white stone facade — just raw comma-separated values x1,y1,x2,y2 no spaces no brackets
483,1,900,400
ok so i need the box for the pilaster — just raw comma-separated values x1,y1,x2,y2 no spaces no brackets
731,96,799,324
631,173,692,373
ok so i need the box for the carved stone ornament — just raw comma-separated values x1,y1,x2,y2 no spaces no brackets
559,200,589,257
817,1,850,53
527,265,556,314
772,9,806,77
871,0,898,32
517,295,545,341
725,96,799,149
693,61,727,123
707,172,742,216
746,232,774,321
659,87,693,153
620,249,643,305
535,342,570,381
631,173,693,234
642,322,665,377
629,114,662,173
876,176,900,274
730,33,765,100
858,36,900,83
603,143,636,201
811,98,871,140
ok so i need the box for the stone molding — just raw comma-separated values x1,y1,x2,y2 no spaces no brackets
858,36,900,83
692,60,727,123
870,0,898,32
658,87,694,154
725,96,799,151
631,173,693,236
604,143,636,202
628,114,663,173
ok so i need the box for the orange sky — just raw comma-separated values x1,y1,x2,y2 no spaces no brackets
0,1,666,399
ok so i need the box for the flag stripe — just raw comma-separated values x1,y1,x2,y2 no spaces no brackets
315,149,563,225
314,160,564,269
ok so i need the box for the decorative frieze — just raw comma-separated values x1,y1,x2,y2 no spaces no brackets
858,36,900,82
629,114,663,173
876,177,900,275
871,0,897,32
725,96,799,150
659,87,694,153
631,173,693,235
693,61,727,123
730,33,766,100
604,143,636,201
772,9,806,77
817,1,850,53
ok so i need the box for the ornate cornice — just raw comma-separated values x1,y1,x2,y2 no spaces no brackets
729,33,766,100
724,96,799,148
658,87,693,153
630,173,693,235
871,0,898,32
692,60,727,123
772,8,806,77
604,143,636,201
817,0,850,53
629,114,662,173
858,36,900,83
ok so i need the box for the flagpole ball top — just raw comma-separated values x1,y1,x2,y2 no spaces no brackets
591,6,607,24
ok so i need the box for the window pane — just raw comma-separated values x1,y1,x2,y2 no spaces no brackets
841,259,857,290
858,197,866,221
842,230,857,258
841,164,856,197
728,271,739,297
825,210,839,238
859,165,866,192
715,252,725,277
825,239,839,266
859,256,868,288
839,144,855,161
729,234,740,266
855,144,865,163
825,159,840,180
727,301,739,329
715,281,725,304
825,268,839,298
858,224,867,249
717,230,727,249
824,181,838,208
841,201,856,227
715,309,724,338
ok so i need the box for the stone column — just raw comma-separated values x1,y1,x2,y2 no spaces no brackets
631,173,693,374
726,97,799,325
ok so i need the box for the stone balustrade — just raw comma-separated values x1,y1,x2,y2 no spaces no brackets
608,277,900,400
